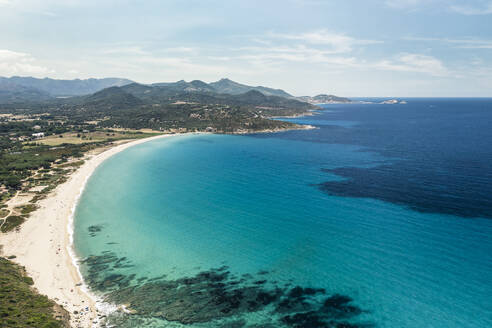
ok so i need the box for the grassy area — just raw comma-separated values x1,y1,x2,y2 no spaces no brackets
0,215,25,233
37,130,160,146
0,209,8,218
57,160,85,169
15,204,38,216
0,257,68,327
111,128,163,134
37,132,109,146
38,136,99,146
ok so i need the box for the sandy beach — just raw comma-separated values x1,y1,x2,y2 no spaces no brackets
0,133,178,327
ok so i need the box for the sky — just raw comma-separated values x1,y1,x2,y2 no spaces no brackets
1,0,491,97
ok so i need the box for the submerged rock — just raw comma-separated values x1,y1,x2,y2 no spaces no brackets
81,251,370,327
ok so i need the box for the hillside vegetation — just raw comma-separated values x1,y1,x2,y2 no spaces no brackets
0,81,317,133
0,257,69,327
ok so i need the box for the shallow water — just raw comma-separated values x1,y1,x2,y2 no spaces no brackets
75,98,492,327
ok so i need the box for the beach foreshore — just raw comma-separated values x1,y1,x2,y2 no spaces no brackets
0,133,180,327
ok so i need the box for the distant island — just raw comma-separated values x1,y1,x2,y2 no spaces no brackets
380,99,407,105
298,94,352,104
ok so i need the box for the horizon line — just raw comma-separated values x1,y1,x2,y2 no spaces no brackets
1,75,491,98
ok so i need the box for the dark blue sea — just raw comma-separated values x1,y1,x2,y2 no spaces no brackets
75,98,492,327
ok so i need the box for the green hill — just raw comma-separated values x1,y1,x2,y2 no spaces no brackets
81,86,144,109
209,78,294,98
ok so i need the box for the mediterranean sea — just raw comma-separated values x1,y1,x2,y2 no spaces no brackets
74,98,492,327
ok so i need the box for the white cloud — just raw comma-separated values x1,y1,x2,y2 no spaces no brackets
450,2,492,15
92,51,254,83
239,45,448,77
0,0,12,6
236,32,449,78
237,45,359,68
0,49,53,76
0,49,26,60
89,31,381,80
268,30,381,54
162,47,195,54
376,53,448,76
405,36,492,49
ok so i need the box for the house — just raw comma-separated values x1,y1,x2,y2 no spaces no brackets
32,132,45,139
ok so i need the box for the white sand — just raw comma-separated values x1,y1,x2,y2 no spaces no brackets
0,133,180,327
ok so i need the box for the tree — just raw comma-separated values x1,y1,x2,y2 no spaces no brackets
4,176,22,189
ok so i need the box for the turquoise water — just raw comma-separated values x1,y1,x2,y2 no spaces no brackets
75,100,492,327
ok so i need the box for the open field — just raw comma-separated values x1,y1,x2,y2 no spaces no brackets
36,130,160,146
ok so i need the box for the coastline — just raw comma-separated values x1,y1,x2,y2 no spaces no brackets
0,133,182,327
268,110,318,119
230,123,317,134
0,124,311,327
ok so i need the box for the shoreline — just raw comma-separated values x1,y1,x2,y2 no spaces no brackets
0,133,184,327
268,110,318,119
230,123,317,134
0,125,312,327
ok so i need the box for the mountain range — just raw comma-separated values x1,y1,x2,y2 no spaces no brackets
0,81,318,134
0,80,53,103
0,76,133,98
0,77,353,134
69,83,315,116
0,76,351,104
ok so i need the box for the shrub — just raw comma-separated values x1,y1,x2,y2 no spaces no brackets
0,257,67,327
0,216,25,233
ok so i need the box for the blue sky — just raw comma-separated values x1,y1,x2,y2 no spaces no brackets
1,0,491,96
